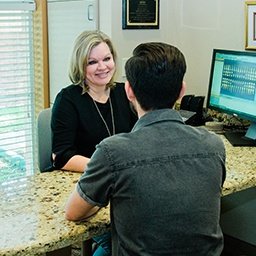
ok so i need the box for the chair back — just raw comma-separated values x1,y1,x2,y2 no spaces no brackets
37,108,52,172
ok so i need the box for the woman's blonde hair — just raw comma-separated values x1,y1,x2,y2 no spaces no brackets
69,30,117,92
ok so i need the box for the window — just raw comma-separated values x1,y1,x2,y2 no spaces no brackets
0,1,36,183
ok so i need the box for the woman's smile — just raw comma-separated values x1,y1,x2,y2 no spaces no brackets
86,42,115,87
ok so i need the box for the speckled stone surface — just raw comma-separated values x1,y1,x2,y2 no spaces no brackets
0,171,110,256
0,136,255,255
221,135,256,196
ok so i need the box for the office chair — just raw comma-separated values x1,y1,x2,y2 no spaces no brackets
37,108,52,172
37,108,93,256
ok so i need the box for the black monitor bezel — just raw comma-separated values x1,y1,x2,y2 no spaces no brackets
206,48,256,123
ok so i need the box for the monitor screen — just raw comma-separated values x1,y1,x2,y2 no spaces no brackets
206,49,256,146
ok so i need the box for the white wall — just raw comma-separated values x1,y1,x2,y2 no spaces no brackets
99,0,245,100
47,0,98,104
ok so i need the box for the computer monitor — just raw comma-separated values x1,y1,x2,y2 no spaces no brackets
206,49,256,146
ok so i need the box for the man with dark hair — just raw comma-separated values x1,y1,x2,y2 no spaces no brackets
65,42,226,255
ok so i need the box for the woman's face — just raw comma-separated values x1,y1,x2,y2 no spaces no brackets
85,42,115,88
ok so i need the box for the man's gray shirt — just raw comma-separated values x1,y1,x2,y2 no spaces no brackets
77,108,226,256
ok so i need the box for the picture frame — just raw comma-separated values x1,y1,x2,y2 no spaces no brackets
245,1,256,50
122,0,159,30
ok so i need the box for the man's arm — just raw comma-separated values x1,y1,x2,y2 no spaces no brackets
65,185,99,221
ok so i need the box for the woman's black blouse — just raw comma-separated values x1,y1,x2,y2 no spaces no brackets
51,82,137,170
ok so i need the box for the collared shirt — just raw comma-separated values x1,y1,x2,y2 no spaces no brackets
78,108,226,256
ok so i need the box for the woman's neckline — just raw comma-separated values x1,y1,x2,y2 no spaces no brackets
87,87,110,103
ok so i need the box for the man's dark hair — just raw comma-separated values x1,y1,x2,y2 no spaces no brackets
125,42,186,111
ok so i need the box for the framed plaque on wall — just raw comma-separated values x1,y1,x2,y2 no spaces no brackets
245,1,256,50
122,0,159,29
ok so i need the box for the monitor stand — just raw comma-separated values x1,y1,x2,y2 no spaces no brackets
224,122,256,147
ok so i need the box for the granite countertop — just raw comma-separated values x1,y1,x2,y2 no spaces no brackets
0,137,256,255
0,171,110,256
221,135,256,196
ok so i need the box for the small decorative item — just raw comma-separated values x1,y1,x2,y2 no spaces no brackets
122,0,159,29
245,1,256,50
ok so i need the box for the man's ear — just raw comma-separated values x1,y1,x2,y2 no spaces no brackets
125,81,136,102
178,81,186,100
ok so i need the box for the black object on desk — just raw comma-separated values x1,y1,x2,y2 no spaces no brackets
180,94,206,126
224,130,256,147
220,186,256,256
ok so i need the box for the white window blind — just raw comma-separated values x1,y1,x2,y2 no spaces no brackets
0,4,36,183
0,1,35,11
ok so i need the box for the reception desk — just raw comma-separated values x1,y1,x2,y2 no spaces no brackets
221,135,256,196
0,135,255,255
0,171,110,256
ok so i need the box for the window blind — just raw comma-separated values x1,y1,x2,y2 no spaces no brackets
0,1,35,11
0,6,36,183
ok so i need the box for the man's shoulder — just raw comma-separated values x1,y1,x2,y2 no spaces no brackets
98,132,134,154
194,126,225,150
102,131,131,145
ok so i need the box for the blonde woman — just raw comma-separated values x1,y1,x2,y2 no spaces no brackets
51,30,137,256
51,30,137,173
